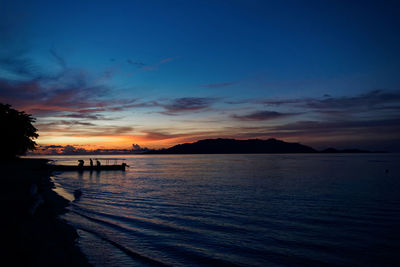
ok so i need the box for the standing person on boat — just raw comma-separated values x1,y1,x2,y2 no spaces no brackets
122,163,128,171
78,160,84,167
96,160,101,167
90,159,93,168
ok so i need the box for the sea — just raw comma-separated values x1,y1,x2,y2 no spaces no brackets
33,154,400,266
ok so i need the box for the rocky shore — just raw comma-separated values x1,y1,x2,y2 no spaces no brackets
0,158,91,266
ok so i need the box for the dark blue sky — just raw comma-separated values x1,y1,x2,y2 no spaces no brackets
1,0,400,151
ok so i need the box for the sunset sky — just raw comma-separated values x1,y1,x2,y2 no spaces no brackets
1,0,400,152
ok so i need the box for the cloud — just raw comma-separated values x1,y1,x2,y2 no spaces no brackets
111,126,134,134
224,99,252,105
126,100,160,108
232,110,299,121
258,99,305,106
304,89,400,111
57,113,107,120
0,54,36,78
43,145,64,149
127,59,146,68
274,118,400,134
201,81,237,88
141,130,187,141
49,49,67,69
160,57,174,64
132,129,229,145
1,69,100,112
62,145,87,154
37,120,96,128
255,89,400,112
0,5,36,79
141,57,175,71
226,116,400,150
37,124,134,138
32,144,152,155
0,65,142,121
0,43,146,122
132,143,141,150
127,57,175,76
160,97,216,115
226,90,400,137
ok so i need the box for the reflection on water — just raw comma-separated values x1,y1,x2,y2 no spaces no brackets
39,154,400,266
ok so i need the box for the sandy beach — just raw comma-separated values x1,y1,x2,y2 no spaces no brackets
0,158,91,266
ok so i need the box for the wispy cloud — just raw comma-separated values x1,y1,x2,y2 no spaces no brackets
37,121,135,137
272,118,400,134
258,99,305,106
232,110,300,121
37,120,96,128
0,56,34,78
49,48,67,69
141,130,187,141
160,97,216,115
254,89,400,112
0,52,140,120
201,81,237,88
57,113,110,120
128,57,175,76
127,59,146,68
142,57,175,71
303,90,400,111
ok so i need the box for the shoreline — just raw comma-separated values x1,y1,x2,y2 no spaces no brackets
0,158,91,266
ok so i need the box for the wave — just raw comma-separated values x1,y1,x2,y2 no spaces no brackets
68,209,244,266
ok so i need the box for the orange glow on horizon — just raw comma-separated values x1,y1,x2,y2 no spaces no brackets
37,133,202,150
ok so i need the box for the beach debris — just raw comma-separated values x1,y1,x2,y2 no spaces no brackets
74,189,82,201
29,184,44,216
29,184,38,197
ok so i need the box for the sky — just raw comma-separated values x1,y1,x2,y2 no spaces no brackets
1,0,400,152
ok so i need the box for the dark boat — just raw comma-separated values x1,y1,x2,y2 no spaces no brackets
49,164,127,171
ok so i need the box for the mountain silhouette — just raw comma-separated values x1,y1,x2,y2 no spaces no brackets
147,138,317,154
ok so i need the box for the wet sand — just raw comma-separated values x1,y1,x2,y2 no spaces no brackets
0,158,91,266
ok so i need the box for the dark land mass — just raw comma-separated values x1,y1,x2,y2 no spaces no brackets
0,158,91,266
146,138,378,154
147,138,318,154
320,148,383,153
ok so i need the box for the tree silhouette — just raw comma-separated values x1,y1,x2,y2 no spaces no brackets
0,103,38,159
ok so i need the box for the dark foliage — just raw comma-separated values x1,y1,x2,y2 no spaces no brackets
0,103,38,158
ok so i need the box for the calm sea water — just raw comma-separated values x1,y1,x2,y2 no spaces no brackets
40,154,400,266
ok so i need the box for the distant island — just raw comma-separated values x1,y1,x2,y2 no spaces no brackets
145,138,377,154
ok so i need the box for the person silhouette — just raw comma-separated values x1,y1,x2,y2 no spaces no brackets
122,162,129,170
90,159,93,168
96,160,101,167
78,160,84,167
